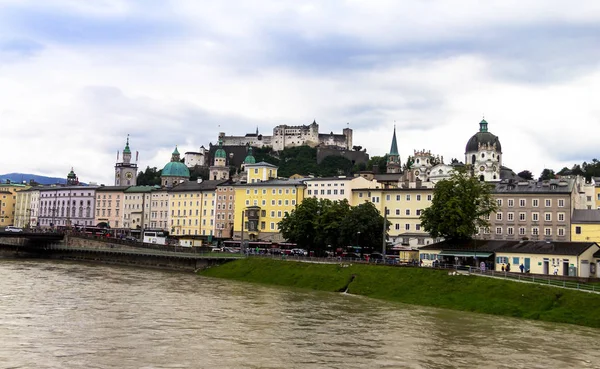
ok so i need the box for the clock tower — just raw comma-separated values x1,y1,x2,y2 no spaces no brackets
115,135,138,186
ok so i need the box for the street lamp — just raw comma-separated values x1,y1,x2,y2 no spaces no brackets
356,231,361,253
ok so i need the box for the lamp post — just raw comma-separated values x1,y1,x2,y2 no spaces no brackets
356,231,361,256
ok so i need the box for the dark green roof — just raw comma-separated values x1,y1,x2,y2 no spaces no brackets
465,119,501,153
215,139,226,159
244,146,256,164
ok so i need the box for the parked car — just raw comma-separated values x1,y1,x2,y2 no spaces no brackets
289,248,307,256
4,226,23,233
124,236,138,242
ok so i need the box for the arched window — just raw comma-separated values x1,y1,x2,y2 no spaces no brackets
471,155,476,164
479,175,484,182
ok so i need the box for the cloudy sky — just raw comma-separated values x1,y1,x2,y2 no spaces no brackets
1,0,599,185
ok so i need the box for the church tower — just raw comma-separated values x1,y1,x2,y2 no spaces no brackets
465,119,502,182
115,135,138,186
67,167,79,185
209,138,230,180
386,126,401,173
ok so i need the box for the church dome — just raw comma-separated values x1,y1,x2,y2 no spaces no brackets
162,146,190,178
162,161,190,177
244,146,256,164
215,139,227,159
465,119,502,153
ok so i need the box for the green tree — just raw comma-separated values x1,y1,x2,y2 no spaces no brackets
517,170,533,180
403,155,414,171
539,168,556,181
318,156,354,177
367,155,388,173
278,197,321,253
420,169,498,240
339,202,389,255
137,166,161,186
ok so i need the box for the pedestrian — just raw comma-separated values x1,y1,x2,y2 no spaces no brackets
501,264,505,272
506,263,511,272
554,267,558,275
519,264,524,273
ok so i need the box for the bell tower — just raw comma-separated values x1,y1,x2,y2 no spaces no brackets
115,135,138,186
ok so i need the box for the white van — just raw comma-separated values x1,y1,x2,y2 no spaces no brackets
5,226,23,233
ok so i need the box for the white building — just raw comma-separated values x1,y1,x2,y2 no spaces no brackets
305,176,380,204
465,119,502,182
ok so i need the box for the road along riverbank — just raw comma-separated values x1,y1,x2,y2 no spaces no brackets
199,258,600,328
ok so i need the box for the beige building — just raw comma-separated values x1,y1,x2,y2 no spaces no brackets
149,189,170,231
351,185,436,247
215,182,235,239
419,239,599,277
305,176,379,204
14,188,34,228
122,186,155,232
95,186,128,229
481,178,580,242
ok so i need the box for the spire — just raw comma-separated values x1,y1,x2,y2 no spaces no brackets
479,118,488,133
171,146,181,162
389,125,399,156
123,134,131,154
256,126,259,135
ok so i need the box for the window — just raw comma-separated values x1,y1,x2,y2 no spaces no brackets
396,195,401,201
416,209,422,216
558,199,565,207
558,228,565,236
405,224,410,230
544,213,551,221
532,227,539,236
507,212,514,221
544,228,552,236
406,195,411,201
416,195,421,201
496,213,502,221
496,227,502,235
496,199,502,207
544,199,551,207
395,224,400,230
507,227,514,235
532,199,539,207
532,213,539,222
405,209,410,216
427,194,432,201
508,199,514,207
416,224,421,231
386,195,390,201
270,222,275,230
519,199,526,207
558,213,565,221
395,209,400,216
519,227,526,235
575,226,581,234
519,212,526,221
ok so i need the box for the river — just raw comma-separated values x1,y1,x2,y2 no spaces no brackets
0,260,598,369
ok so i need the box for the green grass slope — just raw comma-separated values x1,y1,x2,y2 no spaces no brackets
199,258,600,328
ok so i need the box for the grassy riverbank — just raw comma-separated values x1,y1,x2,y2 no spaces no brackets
199,258,600,328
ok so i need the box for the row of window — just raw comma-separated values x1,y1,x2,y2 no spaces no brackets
386,208,423,216
307,183,345,187
478,226,566,237
497,198,565,207
493,212,566,222
308,189,345,195
246,188,297,195
393,223,422,231
358,193,432,202
42,192,92,197
245,199,296,207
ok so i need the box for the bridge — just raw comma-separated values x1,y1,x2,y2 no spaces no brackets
0,231,65,241
0,233,238,271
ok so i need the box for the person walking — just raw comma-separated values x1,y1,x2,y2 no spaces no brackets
501,264,505,272
506,263,511,272
519,264,524,273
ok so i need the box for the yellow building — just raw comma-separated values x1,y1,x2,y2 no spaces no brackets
168,180,227,245
595,182,600,209
233,178,306,242
0,183,30,228
571,209,600,243
245,162,278,183
14,187,34,228
351,186,435,247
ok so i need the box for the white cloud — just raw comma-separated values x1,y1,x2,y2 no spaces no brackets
1,0,599,184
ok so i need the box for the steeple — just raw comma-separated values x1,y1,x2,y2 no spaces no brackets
122,135,132,164
171,146,181,162
389,125,399,156
67,167,78,185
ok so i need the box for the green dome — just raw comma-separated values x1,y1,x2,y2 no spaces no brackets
244,146,256,164
215,139,226,158
162,161,190,178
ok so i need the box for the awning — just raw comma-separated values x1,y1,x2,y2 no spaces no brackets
438,251,493,258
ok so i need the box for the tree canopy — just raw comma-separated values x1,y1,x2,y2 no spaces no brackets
278,198,388,255
420,169,498,240
137,166,161,186
517,170,533,180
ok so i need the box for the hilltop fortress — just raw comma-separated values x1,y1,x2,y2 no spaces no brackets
219,120,353,152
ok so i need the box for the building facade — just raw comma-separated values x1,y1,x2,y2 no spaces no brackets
0,183,29,227
465,119,502,182
38,185,98,228
122,186,154,231
480,178,579,242
215,183,235,239
94,186,128,229
304,176,379,204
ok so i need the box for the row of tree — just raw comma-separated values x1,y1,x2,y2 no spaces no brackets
278,198,389,256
